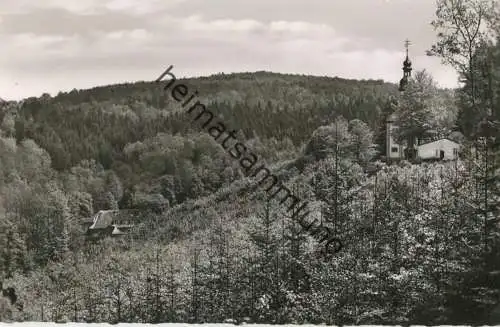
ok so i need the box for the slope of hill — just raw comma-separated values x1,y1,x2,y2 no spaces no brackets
3,72,397,207
2,72,498,325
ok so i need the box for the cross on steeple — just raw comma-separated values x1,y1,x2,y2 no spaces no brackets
404,39,411,58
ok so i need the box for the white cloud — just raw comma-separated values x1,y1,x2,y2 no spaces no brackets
105,0,186,15
0,33,82,64
0,3,460,100
37,0,106,14
105,29,152,40
179,15,265,32
8,33,70,47
0,0,186,15
269,21,333,34
178,15,340,37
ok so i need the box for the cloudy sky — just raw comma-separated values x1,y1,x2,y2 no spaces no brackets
0,0,459,100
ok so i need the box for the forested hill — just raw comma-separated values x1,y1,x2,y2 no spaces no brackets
1,69,500,325
0,72,399,208
3,0,500,321
7,72,397,170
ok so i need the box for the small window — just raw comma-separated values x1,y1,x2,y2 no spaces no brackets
391,147,398,153
453,148,458,156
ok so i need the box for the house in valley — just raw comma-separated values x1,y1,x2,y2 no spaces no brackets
83,209,141,237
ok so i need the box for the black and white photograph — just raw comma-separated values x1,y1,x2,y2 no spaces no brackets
0,0,500,325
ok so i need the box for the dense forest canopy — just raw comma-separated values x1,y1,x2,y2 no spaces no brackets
0,0,500,324
0,72,400,206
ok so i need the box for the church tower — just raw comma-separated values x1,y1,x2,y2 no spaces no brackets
398,39,412,91
387,39,413,160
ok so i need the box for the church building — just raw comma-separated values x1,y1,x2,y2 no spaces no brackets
386,40,418,160
386,40,460,162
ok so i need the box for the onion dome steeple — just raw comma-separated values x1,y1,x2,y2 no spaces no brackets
399,39,412,91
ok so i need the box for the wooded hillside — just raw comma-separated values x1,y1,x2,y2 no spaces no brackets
1,0,500,321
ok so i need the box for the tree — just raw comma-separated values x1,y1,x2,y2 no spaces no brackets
0,218,27,278
105,172,123,205
0,112,16,138
67,191,93,218
392,70,446,153
246,202,283,323
0,297,14,321
304,116,351,160
428,0,497,136
103,257,129,323
348,119,377,165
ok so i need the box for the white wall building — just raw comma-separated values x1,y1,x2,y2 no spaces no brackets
386,113,418,160
417,138,460,161
385,118,460,161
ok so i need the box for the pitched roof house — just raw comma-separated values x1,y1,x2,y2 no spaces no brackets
85,209,141,236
